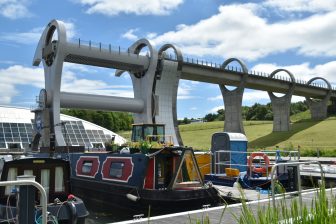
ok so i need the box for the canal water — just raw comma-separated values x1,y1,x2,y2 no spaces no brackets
85,211,121,223
84,208,142,223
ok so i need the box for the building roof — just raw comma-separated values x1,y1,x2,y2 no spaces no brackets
0,105,126,147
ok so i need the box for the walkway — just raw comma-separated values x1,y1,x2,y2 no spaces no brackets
112,187,336,224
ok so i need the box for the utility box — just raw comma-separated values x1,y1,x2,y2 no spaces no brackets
211,132,248,173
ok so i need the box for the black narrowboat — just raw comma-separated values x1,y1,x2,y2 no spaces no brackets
69,145,221,218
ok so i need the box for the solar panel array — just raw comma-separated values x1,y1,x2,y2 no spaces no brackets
0,120,113,149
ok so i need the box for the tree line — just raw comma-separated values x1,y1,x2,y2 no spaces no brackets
62,101,332,130
180,101,309,124
61,109,133,132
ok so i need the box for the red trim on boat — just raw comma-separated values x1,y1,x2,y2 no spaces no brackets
76,156,100,178
144,158,155,189
101,157,134,183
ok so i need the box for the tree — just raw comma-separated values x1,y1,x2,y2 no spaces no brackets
61,109,133,131
204,113,217,122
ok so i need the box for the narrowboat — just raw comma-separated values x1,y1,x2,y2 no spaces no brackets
0,157,89,223
66,124,221,218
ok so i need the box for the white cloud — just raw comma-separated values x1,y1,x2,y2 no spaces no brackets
0,0,32,19
177,80,199,100
122,29,139,41
264,0,336,13
0,22,76,45
61,66,134,97
146,32,157,39
0,65,44,104
149,4,336,60
207,95,222,101
0,63,134,105
76,0,183,16
208,106,224,113
251,61,336,84
190,107,197,111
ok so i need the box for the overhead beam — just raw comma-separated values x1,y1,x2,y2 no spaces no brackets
60,92,144,113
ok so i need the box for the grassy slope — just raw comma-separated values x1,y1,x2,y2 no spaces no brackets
117,112,336,155
180,116,336,154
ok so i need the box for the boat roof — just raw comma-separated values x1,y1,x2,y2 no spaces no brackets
212,132,248,141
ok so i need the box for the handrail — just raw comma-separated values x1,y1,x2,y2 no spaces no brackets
0,180,47,224
270,161,324,211
213,149,300,175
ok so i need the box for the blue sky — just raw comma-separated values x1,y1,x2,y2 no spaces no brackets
0,0,335,119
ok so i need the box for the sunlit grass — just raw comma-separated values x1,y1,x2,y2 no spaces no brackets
192,184,336,224
117,114,336,156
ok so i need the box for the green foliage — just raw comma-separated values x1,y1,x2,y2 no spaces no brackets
203,102,309,122
188,183,336,224
235,183,336,224
290,101,308,115
61,109,133,132
246,103,273,121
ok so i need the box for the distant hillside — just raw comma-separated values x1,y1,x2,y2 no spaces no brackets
117,111,336,156
179,112,336,156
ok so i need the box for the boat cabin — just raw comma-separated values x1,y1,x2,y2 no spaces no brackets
0,157,70,205
73,147,204,190
131,124,173,146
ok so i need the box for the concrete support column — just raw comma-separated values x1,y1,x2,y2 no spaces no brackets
220,58,248,134
268,69,295,132
305,77,331,120
154,44,183,146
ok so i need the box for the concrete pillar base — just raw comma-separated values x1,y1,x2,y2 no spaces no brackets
268,69,295,132
305,77,332,121
221,88,245,133
270,96,291,132
309,100,328,120
220,58,248,134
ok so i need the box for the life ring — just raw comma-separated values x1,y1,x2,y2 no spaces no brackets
247,152,270,174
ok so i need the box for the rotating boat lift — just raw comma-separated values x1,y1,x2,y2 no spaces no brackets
32,20,334,148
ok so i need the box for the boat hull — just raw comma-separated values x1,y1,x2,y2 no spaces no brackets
71,177,220,219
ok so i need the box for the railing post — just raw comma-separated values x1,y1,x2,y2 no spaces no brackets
271,161,324,212
17,175,35,224
0,180,47,224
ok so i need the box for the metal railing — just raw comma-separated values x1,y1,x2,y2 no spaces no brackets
0,180,48,224
270,161,324,210
213,149,300,176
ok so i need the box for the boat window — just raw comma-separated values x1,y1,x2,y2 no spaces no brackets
41,169,50,200
171,150,203,189
82,161,93,174
55,166,64,192
109,162,124,178
24,170,33,176
5,168,17,195
132,126,143,142
144,126,154,137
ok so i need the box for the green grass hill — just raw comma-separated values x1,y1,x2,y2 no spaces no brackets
118,111,336,156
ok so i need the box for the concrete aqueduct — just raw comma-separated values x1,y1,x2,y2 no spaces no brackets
32,20,335,147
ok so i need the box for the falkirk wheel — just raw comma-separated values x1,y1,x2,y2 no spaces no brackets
32,20,334,148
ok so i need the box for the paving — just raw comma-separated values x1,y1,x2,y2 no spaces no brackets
113,187,336,224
